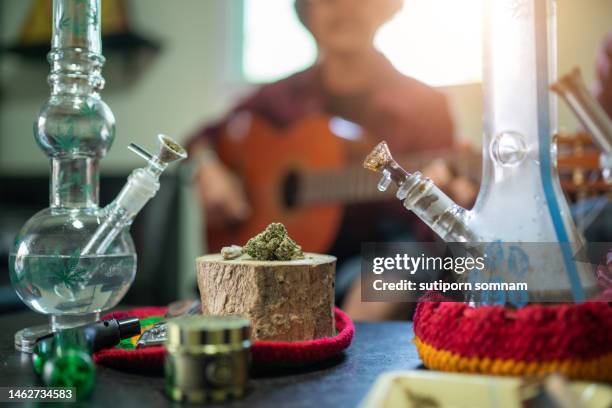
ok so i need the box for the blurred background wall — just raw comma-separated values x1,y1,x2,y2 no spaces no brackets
2,0,611,175
0,0,244,174
0,0,610,309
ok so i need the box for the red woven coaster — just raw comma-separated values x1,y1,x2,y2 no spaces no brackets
413,294,612,381
94,307,354,372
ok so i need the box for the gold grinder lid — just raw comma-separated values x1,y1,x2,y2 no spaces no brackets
166,315,251,347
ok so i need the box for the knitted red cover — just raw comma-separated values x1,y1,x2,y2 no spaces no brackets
413,295,612,381
94,307,354,372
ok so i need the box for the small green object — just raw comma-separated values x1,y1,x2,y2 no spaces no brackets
33,329,96,400
117,316,163,350
32,337,54,375
42,348,95,400
243,223,304,261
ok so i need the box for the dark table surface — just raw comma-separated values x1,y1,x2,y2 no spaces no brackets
0,310,421,407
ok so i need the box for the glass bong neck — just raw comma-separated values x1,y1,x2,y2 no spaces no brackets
80,135,187,256
364,142,477,243
361,0,599,303
40,0,189,255
41,0,108,210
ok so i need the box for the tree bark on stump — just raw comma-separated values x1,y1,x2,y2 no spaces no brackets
196,253,336,341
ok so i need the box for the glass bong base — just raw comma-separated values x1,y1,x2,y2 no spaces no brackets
14,312,100,353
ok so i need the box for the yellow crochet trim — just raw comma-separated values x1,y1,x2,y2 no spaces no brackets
414,336,612,382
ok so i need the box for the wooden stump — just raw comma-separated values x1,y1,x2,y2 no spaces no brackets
196,253,336,341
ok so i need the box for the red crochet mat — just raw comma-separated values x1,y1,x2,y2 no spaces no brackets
94,307,354,372
413,293,612,381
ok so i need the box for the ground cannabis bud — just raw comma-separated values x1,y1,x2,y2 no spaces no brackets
244,223,304,261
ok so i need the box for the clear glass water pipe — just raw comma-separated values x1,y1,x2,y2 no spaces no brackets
551,68,612,180
364,0,598,303
81,135,187,256
9,0,186,351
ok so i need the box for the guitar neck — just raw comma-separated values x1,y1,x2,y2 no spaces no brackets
297,149,480,207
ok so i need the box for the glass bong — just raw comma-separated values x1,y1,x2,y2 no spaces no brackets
551,68,612,182
364,0,599,303
9,0,187,351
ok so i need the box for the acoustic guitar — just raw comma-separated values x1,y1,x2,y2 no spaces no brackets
207,115,610,254
208,114,480,253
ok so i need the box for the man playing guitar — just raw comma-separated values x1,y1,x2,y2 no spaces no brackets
187,0,478,319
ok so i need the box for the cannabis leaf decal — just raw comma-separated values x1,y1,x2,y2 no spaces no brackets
58,169,94,197
57,169,70,194
71,20,86,38
55,133,79,151
54,120,80,151
51,248,89,289
58,170,81,194
80,102,97,117
59,14,71,31
80,183,93,196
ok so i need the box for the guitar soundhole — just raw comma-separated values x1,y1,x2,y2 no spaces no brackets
282,170,301,210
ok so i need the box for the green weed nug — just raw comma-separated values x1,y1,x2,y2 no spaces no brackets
244,223,304,261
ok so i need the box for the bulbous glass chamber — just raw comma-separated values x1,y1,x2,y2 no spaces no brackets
10,208,136,327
